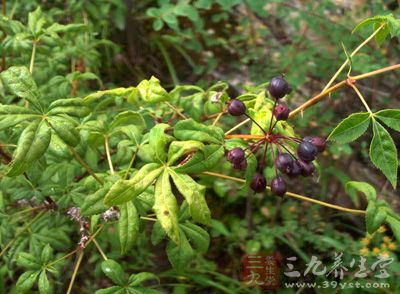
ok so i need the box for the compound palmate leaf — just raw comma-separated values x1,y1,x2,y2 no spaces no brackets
328,112,371,144
369,120,398,188
7,119,51,176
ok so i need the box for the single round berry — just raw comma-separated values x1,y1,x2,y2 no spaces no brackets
275,153,293,174
268,76,289,99
287,160,301,178
250,172,267,193
227,147,245,164
271,176,287,197
227,99,246,116
298,160,315,177
232,158,247,171
303,136,326,153
273,103,290,121
297,141,318,162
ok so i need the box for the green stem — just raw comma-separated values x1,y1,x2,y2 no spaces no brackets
104,136,114,174
124,148,138,180
165,101,187,119
156,40,179,85
0,211,46,258
322,23,385,92
68,146,103,185
29,40,37,74
93,238,108,261
66,250,84,294
348,83,373,115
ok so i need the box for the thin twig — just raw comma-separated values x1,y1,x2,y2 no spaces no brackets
321,23,385,92
66,251,84,294
0,211,46,258
68,146,103,185
348,83,373,115
212,112,224,126
93,239,108,261
165,102,187,119
202,172,366,215
104,136,114,174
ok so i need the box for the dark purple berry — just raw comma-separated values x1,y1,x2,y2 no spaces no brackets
233,158,247,171
298,160,315,177
297,141,318,162
303,136,326,153
250,172,267,193
268,76,289,99
287,160,301,178
271,176,287,197
227,99,246,116
227,147,245,164
275,153,293,174
273,103,290,121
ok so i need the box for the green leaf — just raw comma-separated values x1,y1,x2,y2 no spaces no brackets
7,120,51,176
128,272,160,287
85,87,135,103
345,181,376,202
119,201,139,254
167,140,204,166
151,221,166,245
47,98,89,117
169,170,210,224
174,119,224,144
149,124,170,163
17,252,41,269
110,111,146,131
101,259,126,286
375,109,400,132
0,105,40,130
38,271,51,294
95,286,124,294
366,204,387,234
28,7,46,37
104,163,163,206
174,144,224,173
166,230,194,271
153,170,180,244
47,116,80,147
81,185,111,216
134,76,170,103
386,215,400,243
46,23,87,34
328,112,371,144
370,120,398,188
0,66,42,111
40,244,52,264
180,222,210,253
16,271,39,292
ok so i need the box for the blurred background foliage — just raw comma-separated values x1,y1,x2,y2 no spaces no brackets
0,0,399,293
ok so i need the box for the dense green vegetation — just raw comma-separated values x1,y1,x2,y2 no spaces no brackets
0,1,399,293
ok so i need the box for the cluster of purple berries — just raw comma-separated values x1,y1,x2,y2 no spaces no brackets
225,76,326,197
